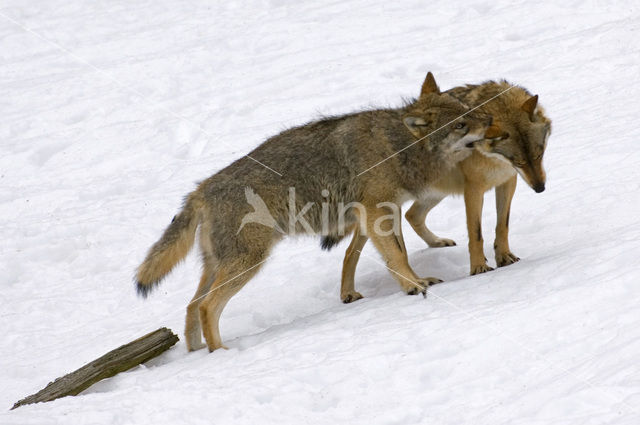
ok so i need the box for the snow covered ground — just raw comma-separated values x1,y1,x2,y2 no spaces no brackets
2,1,640,423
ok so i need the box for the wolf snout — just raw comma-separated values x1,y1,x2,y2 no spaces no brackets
533,182,545,193
460,132,484,149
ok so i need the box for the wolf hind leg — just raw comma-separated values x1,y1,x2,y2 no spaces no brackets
185,262,216,351
199,253,267,352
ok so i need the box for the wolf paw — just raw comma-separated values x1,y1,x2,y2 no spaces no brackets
342,291,364,304
406,277,443,297
496,252,520,267
207,344,229,353
187,341,207,352
427,237,457,248
470,264,494,275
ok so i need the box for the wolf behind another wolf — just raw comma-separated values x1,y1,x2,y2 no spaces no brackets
332,79,552,303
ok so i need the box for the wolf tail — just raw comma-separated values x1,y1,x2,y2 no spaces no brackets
135,192,204,297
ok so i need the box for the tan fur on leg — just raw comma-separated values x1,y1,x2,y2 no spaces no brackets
199,262,262,352
185,269,215,351
464,179,493,275
494,175,520,267
341,225,368,303
365,204,441,294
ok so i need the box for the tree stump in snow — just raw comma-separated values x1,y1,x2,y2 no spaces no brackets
11,327,179,410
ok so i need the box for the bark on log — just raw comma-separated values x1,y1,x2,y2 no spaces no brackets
12,327,179,409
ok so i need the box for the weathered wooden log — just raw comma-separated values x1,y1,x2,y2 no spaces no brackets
12,327,179,409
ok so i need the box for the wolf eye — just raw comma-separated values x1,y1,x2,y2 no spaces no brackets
454,122,466,129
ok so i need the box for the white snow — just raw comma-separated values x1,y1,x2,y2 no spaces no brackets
2,1,640,424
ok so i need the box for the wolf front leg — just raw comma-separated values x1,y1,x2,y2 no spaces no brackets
464,179,493,275
340,224,368,303
364,204,442,295
494,175,520,267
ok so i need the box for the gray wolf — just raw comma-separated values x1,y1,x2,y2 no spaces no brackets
135,73,493,351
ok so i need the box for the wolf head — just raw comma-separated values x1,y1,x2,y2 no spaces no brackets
477,94,551,193
403,72,493,161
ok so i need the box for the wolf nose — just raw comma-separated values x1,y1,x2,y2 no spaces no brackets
533,183,545,193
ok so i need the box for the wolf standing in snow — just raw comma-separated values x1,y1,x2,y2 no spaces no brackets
331,79,552,303
135,73,493,352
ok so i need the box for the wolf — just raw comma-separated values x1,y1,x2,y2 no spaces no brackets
135,73,493,352
332,79,552,303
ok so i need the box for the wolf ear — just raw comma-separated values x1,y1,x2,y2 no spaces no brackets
403,116,429,138
420,72,441,97
521,95,538,120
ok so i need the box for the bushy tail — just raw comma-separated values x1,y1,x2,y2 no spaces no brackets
135,193,203,297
